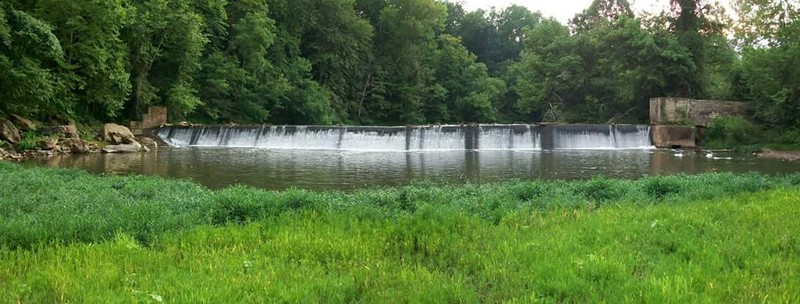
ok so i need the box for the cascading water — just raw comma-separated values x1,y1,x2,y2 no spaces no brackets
478,125,540,150
408,126,465,151
157,124,654,151
339,127,407,151
254,126,341,150
550,125,653,150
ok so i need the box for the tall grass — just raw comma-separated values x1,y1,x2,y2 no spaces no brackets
1,190,799,302
1,162,798,248
1,163,800,302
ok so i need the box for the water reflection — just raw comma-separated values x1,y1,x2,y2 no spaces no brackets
29,148,799,191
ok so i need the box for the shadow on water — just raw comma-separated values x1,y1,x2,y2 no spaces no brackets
24,148,800,191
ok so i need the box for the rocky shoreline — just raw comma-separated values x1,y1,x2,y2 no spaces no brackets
1,115,157,162
757,149,800,162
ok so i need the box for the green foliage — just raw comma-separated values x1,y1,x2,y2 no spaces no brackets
574,177,627,203
705,116,760,149
776,129,800,146
3,163,800,249
513,16,694,123
15,131,49,151
0,0,796,131
2,164,800,301
0,4,70,119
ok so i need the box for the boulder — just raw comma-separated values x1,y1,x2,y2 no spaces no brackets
63,139,91,154
1,148,21,161
103,123,136,144
10,114,37,131
0,119,21,144
41,124,79,139
86,142,101,153
38,137,60,150
139,137,158,151
102,142,144,153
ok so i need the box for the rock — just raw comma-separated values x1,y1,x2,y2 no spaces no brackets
23,149,53,158
63,139,91,154
102,142,144,153
0,119,21,144
41,124,79,139
139,137,158,151
1,148,22,161
103,123,136,144
10,114,37,131
39,137,59,150
86,142,102,153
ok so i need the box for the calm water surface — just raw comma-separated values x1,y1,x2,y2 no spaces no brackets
28,148,800,191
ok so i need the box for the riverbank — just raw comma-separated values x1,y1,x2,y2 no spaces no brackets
758,148,800,162
0,115,159,162
1,163,799,302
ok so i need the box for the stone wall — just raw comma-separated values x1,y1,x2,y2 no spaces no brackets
650,97,751,127
130,106,167,135
652,125,697,148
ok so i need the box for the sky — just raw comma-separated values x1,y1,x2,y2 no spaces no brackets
460,0,734,23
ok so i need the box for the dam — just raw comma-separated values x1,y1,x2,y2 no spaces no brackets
155,124,654,151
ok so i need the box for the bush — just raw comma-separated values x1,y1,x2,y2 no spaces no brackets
776,129,800,145
642,176,685,200
16,132,43,151
573,177,629,204
705,116,760,149
508,181,544,202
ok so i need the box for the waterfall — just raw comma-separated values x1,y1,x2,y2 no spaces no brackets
253,126,340,150
550,125,653,149
408,126,465,151
157,124,654,151
339,127,407,151
478,125,540,150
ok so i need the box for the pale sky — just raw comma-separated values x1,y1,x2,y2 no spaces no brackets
460,0,734,23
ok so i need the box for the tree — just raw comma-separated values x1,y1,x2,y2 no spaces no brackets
28,0,131,119
514,16,695,123
427,34,505,122
734,0,800,128
353,0,447,124
298,0,373,123
446,4,541,74
124,0,207,120
571,0,634,32
196,0,291,123
0,3,69,118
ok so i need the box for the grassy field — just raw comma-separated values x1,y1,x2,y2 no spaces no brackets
1,162,799,302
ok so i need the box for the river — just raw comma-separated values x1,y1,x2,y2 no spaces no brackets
26,148,799,191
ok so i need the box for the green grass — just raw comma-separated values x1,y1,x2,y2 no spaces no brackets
764,143,800,151
1,163,800,302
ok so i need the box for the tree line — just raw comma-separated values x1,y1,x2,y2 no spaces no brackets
0,0,797,131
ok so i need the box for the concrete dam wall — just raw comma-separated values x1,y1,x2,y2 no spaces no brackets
156,124,653,151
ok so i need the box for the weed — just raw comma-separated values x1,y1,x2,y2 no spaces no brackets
641,176,685,200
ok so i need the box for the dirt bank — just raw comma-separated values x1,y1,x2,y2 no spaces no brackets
758,149,800,162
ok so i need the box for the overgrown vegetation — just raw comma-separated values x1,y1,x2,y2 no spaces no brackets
1,163,799,301
706,116,800,151
705,116,761,151
1,0,798,135
1,162,794,248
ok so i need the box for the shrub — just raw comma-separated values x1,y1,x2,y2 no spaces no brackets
211,185,269,225
642,176,685,201
16,132,44,151
508,181,544,202
777,129,800,145
705,116,760,149
574,177,628,204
